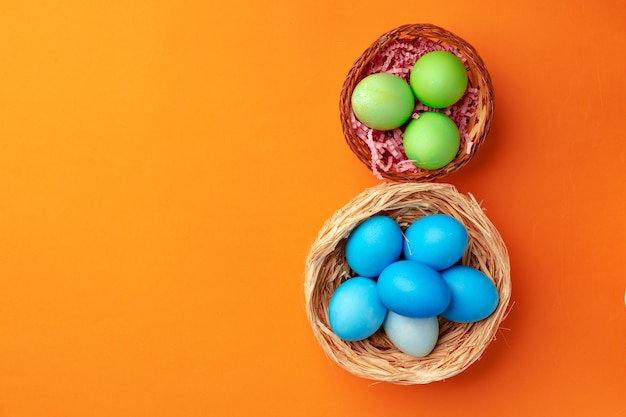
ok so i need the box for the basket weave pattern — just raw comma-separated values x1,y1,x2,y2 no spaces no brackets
340,23,495,182
304,182,511,384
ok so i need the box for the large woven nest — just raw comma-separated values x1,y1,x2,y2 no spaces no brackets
304,182,511,384
340,23,495,182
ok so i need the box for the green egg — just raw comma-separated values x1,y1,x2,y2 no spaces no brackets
351,73,415,131
410,51,468,109
403,112,460,170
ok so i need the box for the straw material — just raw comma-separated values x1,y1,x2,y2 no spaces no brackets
340,23,494,182
304,182,511,385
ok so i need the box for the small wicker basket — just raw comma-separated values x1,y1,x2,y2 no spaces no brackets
340,23,495,182
304,182,511,384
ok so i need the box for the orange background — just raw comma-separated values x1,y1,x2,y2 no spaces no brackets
1,0,625,416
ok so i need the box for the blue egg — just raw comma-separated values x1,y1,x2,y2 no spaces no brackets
345,215,403,278
328,277,387,342
440,265,499,323
403,214,468,271
383,311,439,357
377,260,451,318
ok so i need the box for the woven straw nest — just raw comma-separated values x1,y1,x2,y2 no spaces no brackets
340,23,494,182
304,182,511,385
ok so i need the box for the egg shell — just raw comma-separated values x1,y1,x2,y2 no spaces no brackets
351,73,415,130
402,112,461,170
440,265,499,323
409,50,468,109
383,311,439,357
328,277,388,342
377,260,451,318
345,215,403,278
403,214,468,271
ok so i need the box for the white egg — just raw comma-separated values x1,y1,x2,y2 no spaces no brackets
383,311,439,357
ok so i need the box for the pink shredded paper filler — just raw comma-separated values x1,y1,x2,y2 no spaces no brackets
351,38,479,179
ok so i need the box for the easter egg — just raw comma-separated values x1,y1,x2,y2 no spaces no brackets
383,311,439,357
410,50,468,108
403,112,460,170
328,277,388,342
345,215,403,278
440,265,499,323
377,260,451,318
403,214,468,271
351,73,415,130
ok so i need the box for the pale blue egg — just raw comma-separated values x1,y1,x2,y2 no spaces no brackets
328,277,387,342
345,215,403,278
377,260,451,318
383,311,439,357
440,265,499,323
403,214,468,271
